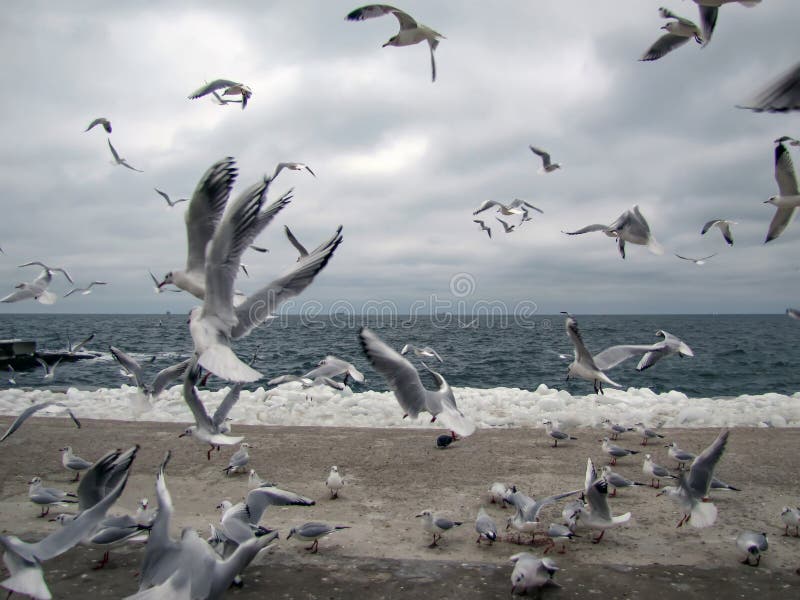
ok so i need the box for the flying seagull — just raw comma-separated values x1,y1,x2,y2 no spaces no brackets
496,217,515,234
529,145,561,173
284,225,344,262
1,262,73,304
691,0,762,47
563,205,663,259
675,253,717,265
701,219,735,245
473,219,491,238
561,312,619,394
593,329,694,372
739,60,800,113
154,188,188,207
85,118,111,133
640,6,702,62
272,162,316,180
189,79,252,109
64,281,107,297
346,5,445,82
107,139,143,172
764,142,800,243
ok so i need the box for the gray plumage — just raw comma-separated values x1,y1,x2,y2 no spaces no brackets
287,522,350,553
475,508,498,543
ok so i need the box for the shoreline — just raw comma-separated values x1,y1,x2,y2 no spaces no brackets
1,420,799,597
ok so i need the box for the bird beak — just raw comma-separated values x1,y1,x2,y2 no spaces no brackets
178,433,186,438
415,513,424,518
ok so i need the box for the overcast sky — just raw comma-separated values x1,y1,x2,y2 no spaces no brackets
0,0,798,316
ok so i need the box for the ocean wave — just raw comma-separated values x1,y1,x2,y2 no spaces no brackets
1,384,799,430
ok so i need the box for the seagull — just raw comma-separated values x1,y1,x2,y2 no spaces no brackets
496,217,515,233
509,553,560,595
210,90,243,106
2,262,73,304
640,6,703,61
764,142,800,243
600,466,646,497
107,138,143,172
489,482,514,507
634,422,665,446
247,470,276,490
474,199,542,216
415,510,462,547
287,522,350,553
178,366,246,459
642,454,676,489
675,252,717,265
135,452,277,597
600,438,639,466
110,346,192,400
272,162,316,180
736,531,768,566
780,506,800,537
186,168,342,382
346,4,445,82
563,205,663,259
528,145,561,173
543,420,577,448
85,117,111,133
475,507,498,544
506,488,583,541
189,79,252,109
36,357,61,381
473,219,492,238
666,441,696,470
593,329,694,372
303,354,366,385
359,327,476,437
27,477,78,517
6,366,15,386
68,332,95,353
400,344,443,362
787,308,800,320
436,432,459,449
571,459,631,543
64,281,107,297
775,135,800,146
600,418,633,441
691,0,762,47
561,313,619,394
223,443,251,476
284,225,344,262
326,466,344,499
544,523,577,554
149,269,180,294
154,188,188,207
657,430,730,528
739,60,800,112
0,467,131,600
701,219,736,245
60,446,93,481
1,402,81,443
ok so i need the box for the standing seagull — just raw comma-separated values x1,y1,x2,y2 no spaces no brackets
188,79,252,109
223,443,251,476
346,5,445,82
287,522,350,553
764,142,800,243
736,531,768,566
107,139,143,172
543,420,577,448
691,0,762,47
561,313,619,394
475,507,498,545
415,510,462,547
359,327,476,437
154,188,188,207
85,118,111,133
562,205,663,259
529,145,561,173
640,7,702,62
642,454,676,488
701,219,736,245
326,466,344,499
60,446,93,482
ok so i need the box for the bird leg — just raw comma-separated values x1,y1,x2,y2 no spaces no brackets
592,530,605,544
552,439,558,448
609,457,617,466
72,472,80,482
38,506,50,518
676,514,688,528
543,539,554,554
610,488,617,497
207,445,214,460
92,551,110,570
428,534,440,548
641,438,648,446
430,416,437,423
306,540,319,553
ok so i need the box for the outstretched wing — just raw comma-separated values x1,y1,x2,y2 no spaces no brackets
244,486,315,525
188,79,239,99
687,430,729,499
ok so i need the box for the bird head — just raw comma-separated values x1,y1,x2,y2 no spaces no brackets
764,196,778,205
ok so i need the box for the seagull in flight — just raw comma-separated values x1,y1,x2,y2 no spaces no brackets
154,188,188,207
691,0,762,47
563,205,663,259
640,6,702,62
64,281,107,297
107,139,143,172
764,142,800,243
739,60,800,113
529,145,561,173
473,219,492,238
346,5,445,82
1,262,73,304
593,329,694,372
272,162,316,180
675,253,717,265
189,79,252,109
561,313,619,394
284,225,344,262
496,217,515,234
359,327,475,437
701,219,735,245
85,117,111,133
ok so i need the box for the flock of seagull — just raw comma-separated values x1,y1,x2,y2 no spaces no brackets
2,1,800,597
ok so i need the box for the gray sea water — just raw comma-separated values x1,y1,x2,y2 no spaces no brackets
0,314,796,397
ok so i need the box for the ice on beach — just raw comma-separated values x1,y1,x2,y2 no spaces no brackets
1,382,799,430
